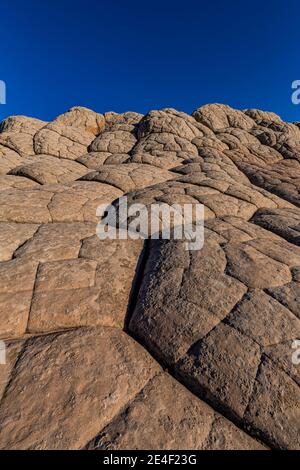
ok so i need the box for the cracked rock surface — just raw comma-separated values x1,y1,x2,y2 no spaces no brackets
0,104,299,449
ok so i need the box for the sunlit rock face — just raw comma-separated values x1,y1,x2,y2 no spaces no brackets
0,104,300,450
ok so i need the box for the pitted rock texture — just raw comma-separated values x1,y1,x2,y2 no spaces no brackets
0,103,300,449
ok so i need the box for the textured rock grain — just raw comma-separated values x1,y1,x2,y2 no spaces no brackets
0,104,299,449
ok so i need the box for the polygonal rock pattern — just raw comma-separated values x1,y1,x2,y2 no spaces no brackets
81,163,177,192
0,258,38,338
9,156,89,184
131,132,199,164
0,145,24,174
0,103,300,449
89,129,137,154
51,107,105,135
77,151,130,169
45,181,123,223
0,340,24,399
0,327,160,449
0,131,35,156
28,237,144,332
252,207,300,245
86,373,266,450
0,222,39,261
0,116,46,157
137,108,212,140
34,122,95,159
0,174,40,190
130,229,300,448
0,115,46,135
193,104,255,131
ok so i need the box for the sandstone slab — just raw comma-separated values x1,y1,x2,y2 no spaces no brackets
0,327,160,449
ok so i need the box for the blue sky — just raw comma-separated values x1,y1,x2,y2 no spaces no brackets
1,0,300,122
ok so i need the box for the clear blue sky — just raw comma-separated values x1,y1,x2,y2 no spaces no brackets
1,0,300,122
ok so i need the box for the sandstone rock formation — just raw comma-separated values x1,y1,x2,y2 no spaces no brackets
0,104,299,449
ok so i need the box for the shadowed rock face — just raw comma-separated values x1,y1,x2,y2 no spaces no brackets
0,104,300,449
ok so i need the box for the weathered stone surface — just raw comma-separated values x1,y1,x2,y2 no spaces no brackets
28,237,144,332
123,180,263,223
46,181,122,222
176,323,261,420
205,216,282,243
225,290,300,346
28,259,99,332
14,222,95,262
0,144,23,174
34,122,95,159
245,357,300,449
86,373,265,450
228,144,283,167
252,207,300,245
130,239,247,364
129,223,300,447
0,340,24,401
0,116,46,158
263,340,300,386
77,151,130,169
0,259,38,338
81,163,176,192
1,103,300,450
9,158,89,184
132,132,198,161
52,107,105,135
0,115,46,134
0,327,160,449
104,111,143,128
0,222,39,261
79,236,144,326
0,188,53,223
0,131,35,156
224,242,292,288
267,282,300,319
0,174,40,190
193,104,255,131
236,159,300,207
90,129,137,154
129,152,186,169
137,108,212,140
246,236,300,266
